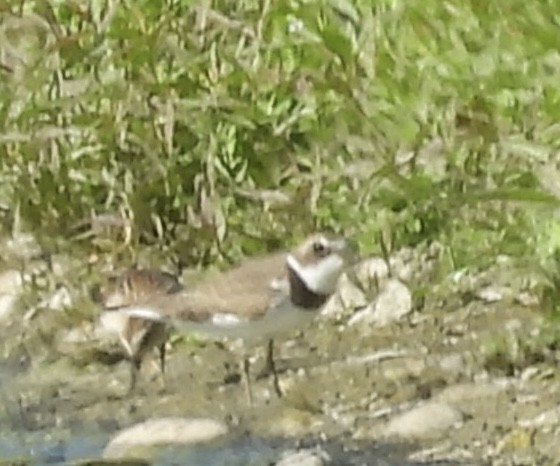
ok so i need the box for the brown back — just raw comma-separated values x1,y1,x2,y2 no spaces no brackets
134,252,288,322
101,268,183,309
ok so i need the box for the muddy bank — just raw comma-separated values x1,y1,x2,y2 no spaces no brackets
0,248,558,465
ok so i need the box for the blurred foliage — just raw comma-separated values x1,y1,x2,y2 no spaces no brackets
0,0,559,281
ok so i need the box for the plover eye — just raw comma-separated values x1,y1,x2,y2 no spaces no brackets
312,240,330,257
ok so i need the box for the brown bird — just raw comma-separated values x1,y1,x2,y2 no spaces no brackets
97,268,183,392
106,233,355,404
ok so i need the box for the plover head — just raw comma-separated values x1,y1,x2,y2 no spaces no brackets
286,232,355,298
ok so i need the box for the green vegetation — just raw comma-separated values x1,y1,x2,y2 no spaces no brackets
1,0,560,310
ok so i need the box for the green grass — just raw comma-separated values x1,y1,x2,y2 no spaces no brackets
1,0,560,306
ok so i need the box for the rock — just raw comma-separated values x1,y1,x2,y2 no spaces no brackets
280,450,328,466
3,231,42,261
476,286,510,303
356,248,418,289
276,449,329,466
380,357,426,380
103,417,228,460
321,273,367,317
45,285,73,311
355,257,390,285
437,353,465,375
0,293,18,320
518,406,560,429
496,429,533,453
436,381,508,404
416,137,447,181
515,291,539,307
71,460,149,466
385,401,464,440
0,269,24,293
0,269,24,321
348,279,412,327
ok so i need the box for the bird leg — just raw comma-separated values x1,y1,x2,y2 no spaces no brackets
266,339,282,398
256,339,283,398
128,357,142,395
158,343,166,375
242,356,253,406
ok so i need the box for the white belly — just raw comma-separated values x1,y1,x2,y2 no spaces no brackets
183,299,318,343
122,298,321,344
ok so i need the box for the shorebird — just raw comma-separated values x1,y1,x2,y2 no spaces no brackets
96,268,183,392
110,233,355,404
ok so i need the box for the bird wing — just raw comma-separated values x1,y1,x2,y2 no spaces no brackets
125,252,288,325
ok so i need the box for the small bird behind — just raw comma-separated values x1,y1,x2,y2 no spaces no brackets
113,233,355,404
96,268,183,393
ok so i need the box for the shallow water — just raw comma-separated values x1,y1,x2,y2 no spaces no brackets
0,429,459,466
0,430,107,465
0,432,285,466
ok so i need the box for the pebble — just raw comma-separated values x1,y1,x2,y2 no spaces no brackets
385,401,464,440
436,381,507,404
276,449,329,466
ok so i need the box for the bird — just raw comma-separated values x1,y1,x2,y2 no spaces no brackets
108,233,355,404
96,268,183,393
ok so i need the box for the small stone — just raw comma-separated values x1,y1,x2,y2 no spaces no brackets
0,293,18,320
276,449,329,466
348,279,412,327
438,353,465,375
45,286,73,311
72,461,149,466
496,429,533,453
476,286,509,303
0,269,24,321
515,292,539,307
0,269,24,293
385,402,464,440
518,407,560,428
355,257,390,285
520,366,540,381
436,381,507,404
3,232,42,261
103,417,228,460
321,273,367,317
380,357,426,380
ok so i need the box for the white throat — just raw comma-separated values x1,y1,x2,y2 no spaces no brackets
286,253,344,295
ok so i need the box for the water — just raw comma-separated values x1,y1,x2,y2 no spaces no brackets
0,430,108,465
0,432,281,466
0,361,456,466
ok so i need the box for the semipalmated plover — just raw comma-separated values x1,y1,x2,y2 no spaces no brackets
97,268,183,392
111,233,354,403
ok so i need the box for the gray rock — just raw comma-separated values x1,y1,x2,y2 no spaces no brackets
436,381,508,404
355,257,390,285
2,231,42,261
0,293,18,321
103,417,228,460
0,269,23,293
385,401,464,440
276,449,329,466
0,269,24,321
348,279,412,327
437,353,466,375
321,273,367,317
476,286,510,303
